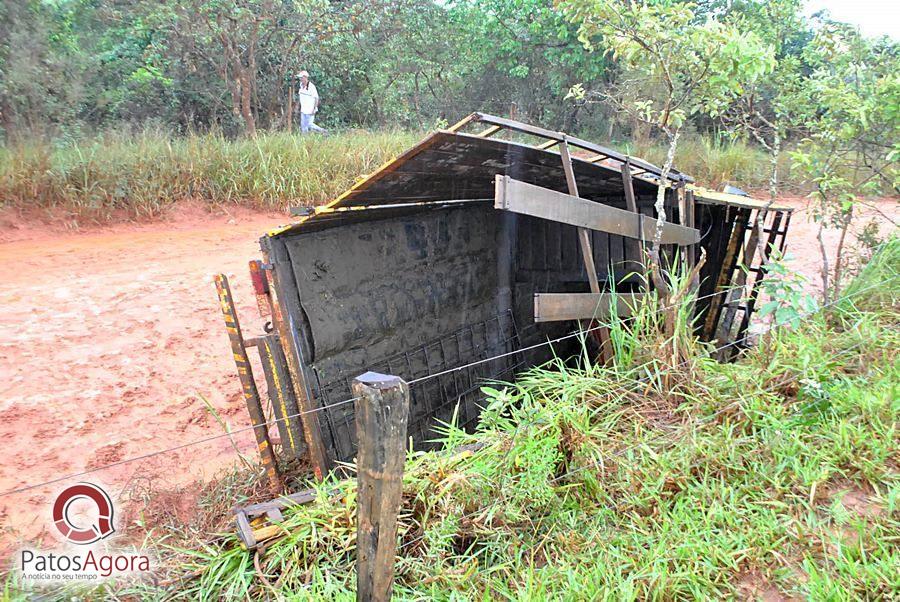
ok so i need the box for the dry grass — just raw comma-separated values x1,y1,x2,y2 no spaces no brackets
2,128,817,225
0,129,419,221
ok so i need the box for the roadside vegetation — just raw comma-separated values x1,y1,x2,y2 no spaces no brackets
0,130,418,220
0,129,796,221
85,238,893,600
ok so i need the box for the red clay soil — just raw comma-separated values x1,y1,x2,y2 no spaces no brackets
0,203,287,559
0,197,896,560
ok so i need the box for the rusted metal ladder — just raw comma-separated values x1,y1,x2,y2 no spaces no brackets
713,208,792,350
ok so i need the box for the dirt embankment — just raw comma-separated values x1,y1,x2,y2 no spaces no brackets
0,197,896,559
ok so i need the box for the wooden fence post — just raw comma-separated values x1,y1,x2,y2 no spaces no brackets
352,372,410,602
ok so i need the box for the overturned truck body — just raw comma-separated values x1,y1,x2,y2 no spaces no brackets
220,113,793,479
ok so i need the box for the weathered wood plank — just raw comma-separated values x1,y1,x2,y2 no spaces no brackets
354,372,410,602
263,240,333,479
560,140,602,295
533,292,648,323
257,334,306,460
620,158,646,278
494,176,699,245
476,124,502,138
702,207,750,339
560,140,613,362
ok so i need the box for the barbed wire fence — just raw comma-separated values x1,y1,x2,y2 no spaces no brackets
2,267,893,501
0,280,772,498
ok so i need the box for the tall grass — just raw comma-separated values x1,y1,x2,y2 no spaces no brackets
2,128,809,224
628,135,794,192
0,129,420,220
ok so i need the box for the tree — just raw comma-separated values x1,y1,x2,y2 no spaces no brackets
790,24,899,301
447,0,609,129
718,0,810,202
561,0,775,297
0,0,91,139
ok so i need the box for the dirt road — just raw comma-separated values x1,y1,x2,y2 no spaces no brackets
0,204,287,556
0,197,895,558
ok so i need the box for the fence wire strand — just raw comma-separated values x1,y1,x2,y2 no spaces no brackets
2,266,891,499
0,284,735,497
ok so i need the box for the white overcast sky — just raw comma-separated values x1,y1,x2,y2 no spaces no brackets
804,0,899,39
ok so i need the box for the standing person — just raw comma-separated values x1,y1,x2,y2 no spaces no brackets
295,70,326,135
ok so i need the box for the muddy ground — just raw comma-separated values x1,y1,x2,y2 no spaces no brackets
0,197,896,560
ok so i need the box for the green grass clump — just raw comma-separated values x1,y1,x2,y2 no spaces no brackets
0,129,419,220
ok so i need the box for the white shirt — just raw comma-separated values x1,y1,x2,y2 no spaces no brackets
297,82,319,115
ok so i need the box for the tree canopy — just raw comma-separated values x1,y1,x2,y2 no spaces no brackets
2,0,891,142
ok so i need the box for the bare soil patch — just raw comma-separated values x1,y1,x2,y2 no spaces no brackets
734,570,796,601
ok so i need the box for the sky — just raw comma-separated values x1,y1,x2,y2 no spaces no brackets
804,0,900,39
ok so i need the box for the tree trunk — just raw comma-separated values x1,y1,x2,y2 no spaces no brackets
832,206,853,300
816,220,830,304
287,83,294,132
650,128,681,299
768,131,780,203
248,25,260,128
238,66,257,137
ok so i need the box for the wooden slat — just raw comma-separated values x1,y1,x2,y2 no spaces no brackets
692,187,793,212
537,139,559,150
494,176,700,245
702,207,750,339
621,159,638,214
685,188,697,268
476,125,502,138
719,212,759,337
620,158,646,278
559,139,601,295
534,293,647,322
446,113,476,132
472,112,691,183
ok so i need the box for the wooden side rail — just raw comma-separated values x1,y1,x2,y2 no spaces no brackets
494,176,699,246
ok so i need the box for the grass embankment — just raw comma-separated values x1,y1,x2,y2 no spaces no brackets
1,129,796,224
0,130,419,220
116,240,897,600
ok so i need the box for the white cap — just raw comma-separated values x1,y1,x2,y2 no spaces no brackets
297,70,309,78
